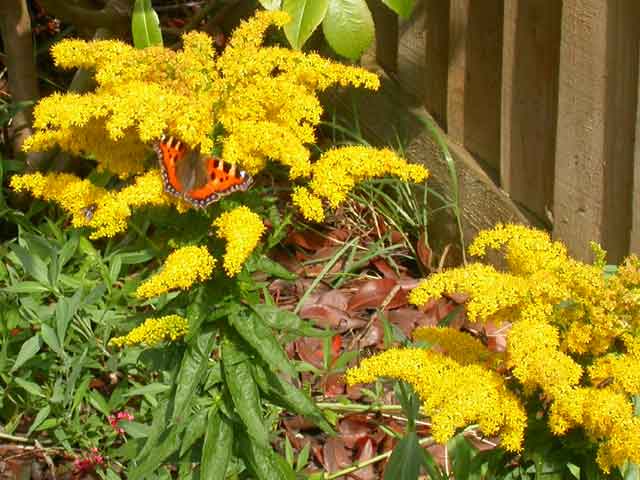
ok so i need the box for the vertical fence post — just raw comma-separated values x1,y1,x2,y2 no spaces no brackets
500,0,560,224
424,0,450,126
446,0,503,174
553,0,639,262
368,0,399,73
632,49,640,254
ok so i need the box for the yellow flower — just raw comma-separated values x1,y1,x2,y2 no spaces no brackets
136,246,216,298
109,315,188,347
291,186,325,222
213,206,265,276
346,348,526,451
307,146,428,209
408,263,531,324
412,326,492,366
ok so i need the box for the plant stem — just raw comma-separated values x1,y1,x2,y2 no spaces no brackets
316,402,404,413
0,431,31,442
323,436,435,480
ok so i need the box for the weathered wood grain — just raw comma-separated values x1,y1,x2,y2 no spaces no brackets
501,0,560,225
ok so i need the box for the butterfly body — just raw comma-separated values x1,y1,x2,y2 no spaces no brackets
154,135,252,208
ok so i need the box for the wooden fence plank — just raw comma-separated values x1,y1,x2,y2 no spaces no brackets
447,0,503,175
424,0,449,126
632,49,640,255
368,0,398,73
553,0,638,262
500,0,560,224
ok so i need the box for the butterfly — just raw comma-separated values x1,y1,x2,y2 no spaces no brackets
153,135,252,208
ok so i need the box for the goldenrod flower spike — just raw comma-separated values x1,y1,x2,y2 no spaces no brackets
213,206,265,277
109,315,189,347
136,246,216,299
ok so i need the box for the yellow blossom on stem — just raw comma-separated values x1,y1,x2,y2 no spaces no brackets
412,326,492,366
307,146,428,210
109,315,188,347
291,186,325,223
213,206,265,276
136,246,216,299
346,348,527,452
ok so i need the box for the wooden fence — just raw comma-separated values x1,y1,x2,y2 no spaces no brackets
355,0,640,263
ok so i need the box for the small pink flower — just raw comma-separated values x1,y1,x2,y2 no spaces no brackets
74,448,104,474
108,411,134,435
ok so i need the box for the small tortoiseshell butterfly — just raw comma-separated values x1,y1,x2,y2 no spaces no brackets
154,135,252,208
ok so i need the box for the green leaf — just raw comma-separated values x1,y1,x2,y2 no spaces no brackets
11,335,41,372
131,0,163,49
129,425,182,480
263,366,333,434
121,421,150,439
56,289,82,345
252,304,302,331
173,331,215,421
384,431,425,480
282,0,328,49
9,243,49,285
230,310,296,377
180,408,209,457
201,409,234,478
382,0,416,19
40,323,63,357
3,281,50,294
448,434,477,480
322,0,374,60
258,0,282,10
124,383,171,398
14,377,45,397
27,405,51,436
238,428,297,480
222,335,269,448
246,256,296,280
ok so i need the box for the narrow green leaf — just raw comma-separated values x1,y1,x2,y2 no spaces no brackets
109,255,122,282
11,335,41,372
384,432,424,480
40,324,63,357
230,310,296,377
3,281,50,294
382,0,416,19
27,405,51,436
10,243,49,285
131,0,163,49
322,0,374,60
263,366,333,434
246,256,296,280
124,383,171,398
55,289,83,345
282,0,328,49
180,408,209,457
120,421,150,439
14,377,45,398
173,331,215,421
448,434,477,480
201,410,234,477
252,304,302,331
58,233,79,268
258,0,282,10
222,336,269,448
238,428,296,480
129,425,182,479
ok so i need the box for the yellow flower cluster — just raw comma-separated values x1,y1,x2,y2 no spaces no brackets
548,387,640,472
11,170,170,239
109,315,188,347
402,224,640,472
346,348,526,451
213,206,265,276
412,326,492,366
136,246,216,299
293,146,429,222
25,11,380,182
